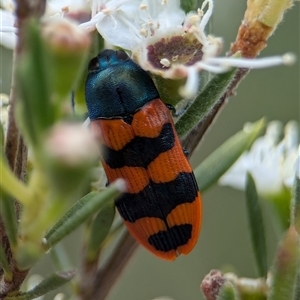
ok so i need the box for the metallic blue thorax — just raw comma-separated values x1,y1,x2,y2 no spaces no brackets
85,50,159,120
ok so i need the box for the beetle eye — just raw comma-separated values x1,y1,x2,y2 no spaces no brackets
116,50,129,61
88,57,99,71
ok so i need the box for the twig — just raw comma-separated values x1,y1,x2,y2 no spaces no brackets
0,0,46,297
4,53,20,172
90,231,138,300
0,43,29,300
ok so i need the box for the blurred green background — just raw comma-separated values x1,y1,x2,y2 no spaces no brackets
0,0,299,299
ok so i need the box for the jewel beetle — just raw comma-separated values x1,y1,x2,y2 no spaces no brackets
85,49,202,260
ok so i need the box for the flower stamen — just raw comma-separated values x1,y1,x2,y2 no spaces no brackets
179,66,199,98
199,0,213,32
160,58,171,68
206,53,296,69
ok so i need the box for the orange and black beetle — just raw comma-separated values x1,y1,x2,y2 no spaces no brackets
85,49,202,260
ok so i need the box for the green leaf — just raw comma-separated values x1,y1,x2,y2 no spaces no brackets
0,244,13,282
268,227,299,300
86,202,116,262
245,173,268,278
44,191,96,245
217,282,239,300
44,181,124,249
194,119,265,192
0,193,18,248
180,0,197,13
175,68,237,138
16,18,54,148
5,270,75,300
291,176,300,233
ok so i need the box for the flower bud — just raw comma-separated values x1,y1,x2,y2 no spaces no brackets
201,269,226,300
43,122,99,197
42,18,91,99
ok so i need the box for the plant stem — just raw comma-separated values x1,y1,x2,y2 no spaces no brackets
89,230,138,300
0,0,47,297
181,68,249,156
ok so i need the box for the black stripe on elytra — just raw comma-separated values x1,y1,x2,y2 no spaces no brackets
148,224,192,252
115,172,198,223
102,123,174,169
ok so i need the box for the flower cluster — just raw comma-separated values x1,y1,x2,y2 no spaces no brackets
1,0,294,98
79,0,294,98
219,121,300,198
0,0,90,48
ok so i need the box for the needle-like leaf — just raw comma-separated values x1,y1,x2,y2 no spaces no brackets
245,172,268,277
44,180,125,250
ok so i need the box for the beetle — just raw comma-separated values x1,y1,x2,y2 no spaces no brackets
85,49,202,260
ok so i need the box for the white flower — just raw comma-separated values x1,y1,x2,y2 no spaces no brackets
80,0,295,98
46,0,90,17
219,121,300,198
0,0,90,49
0,93,10,134
1,0,295,96
80,0,142,48
0,1,17,49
